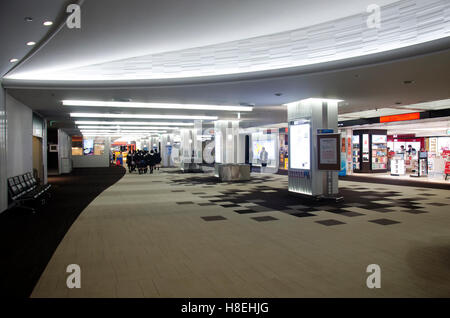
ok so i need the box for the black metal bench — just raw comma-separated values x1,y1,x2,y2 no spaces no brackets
7,172,51,213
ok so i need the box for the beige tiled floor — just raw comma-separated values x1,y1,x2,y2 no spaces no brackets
32,169,450,297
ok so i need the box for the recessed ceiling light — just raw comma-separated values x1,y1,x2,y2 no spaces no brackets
26,41,36,46
70,113,218,120
62,100,253,112
403,80,415,84
274,93,283,96
24,17,33,22
395,102,402,105
43,21,53,26
9,58,18,63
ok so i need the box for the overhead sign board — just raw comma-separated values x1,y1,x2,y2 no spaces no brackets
380,112,420,123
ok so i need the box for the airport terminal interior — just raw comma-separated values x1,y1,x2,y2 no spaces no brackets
0,0,449,299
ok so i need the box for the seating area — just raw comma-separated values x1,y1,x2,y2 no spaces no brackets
7,172,51,213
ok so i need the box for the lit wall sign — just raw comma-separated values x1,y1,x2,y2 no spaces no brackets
290,123,311,170
380,112,420,123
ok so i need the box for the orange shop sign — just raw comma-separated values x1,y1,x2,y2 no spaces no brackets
380,112,420,123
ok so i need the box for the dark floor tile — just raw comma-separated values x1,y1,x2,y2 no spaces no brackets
234,209,257,214
176,201,194,205
369,218,400,225
171,190,185,192
315,219,345,226
339,211,365,217
220,204,241,208
209,199,226,203
376,208,395,213
251,216,278,222
201,216,227,221
426,202,447,206
325,208,347,214
403,209,428,214
198,203,217,206
291,212,315,218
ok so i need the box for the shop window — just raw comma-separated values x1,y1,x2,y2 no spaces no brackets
72,136,106,156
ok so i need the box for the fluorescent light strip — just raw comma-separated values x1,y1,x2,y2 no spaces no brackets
74,121,193,126
70,113,218,120
80,130,167,133
78,126,179,130
63,100,253,112
81,133,161,136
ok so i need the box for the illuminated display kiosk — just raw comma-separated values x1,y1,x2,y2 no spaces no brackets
286,98,342,200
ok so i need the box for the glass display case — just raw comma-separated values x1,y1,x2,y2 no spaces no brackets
410,152,428,177
391,155,405,176
352,135,360,170
371,135,387,170
352,129,388,173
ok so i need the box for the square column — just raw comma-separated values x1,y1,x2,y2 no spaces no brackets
180,121,202,172
287,98,341,198
214,120,249,181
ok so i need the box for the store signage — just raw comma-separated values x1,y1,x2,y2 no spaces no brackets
380,112,420,123
429,138,437,153
317,129,334,134
445,162,450,175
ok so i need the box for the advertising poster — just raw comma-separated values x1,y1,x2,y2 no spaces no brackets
290,123,310,170
83,139,94,155
362,134,369,162
252,139,276,162
320,138,337,164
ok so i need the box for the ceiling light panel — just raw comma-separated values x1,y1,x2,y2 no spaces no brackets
63,100,253,112
70,113,218,120
80,130,167,133
74,121,193,126
77,126,179,130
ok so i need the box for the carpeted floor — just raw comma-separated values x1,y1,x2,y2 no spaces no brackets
0,166,125,297
31,168,450,298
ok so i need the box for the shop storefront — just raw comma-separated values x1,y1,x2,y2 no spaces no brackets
278,128,288,171
341,114,450,182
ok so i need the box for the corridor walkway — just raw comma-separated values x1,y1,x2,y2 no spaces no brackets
32,168,450,297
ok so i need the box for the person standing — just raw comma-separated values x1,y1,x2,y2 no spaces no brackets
154,149,161,170
260,147,268,172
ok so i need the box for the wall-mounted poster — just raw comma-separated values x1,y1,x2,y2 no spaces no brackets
317,134,341,170
290,123,310,170
83,139,94,155
320,138,338,164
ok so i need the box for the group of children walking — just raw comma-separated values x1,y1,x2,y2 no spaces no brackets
126,150,162,174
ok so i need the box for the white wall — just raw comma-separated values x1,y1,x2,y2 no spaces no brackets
0,85,7,213
6,93,33,178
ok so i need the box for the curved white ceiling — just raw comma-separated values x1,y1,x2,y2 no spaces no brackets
6,0,449,81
